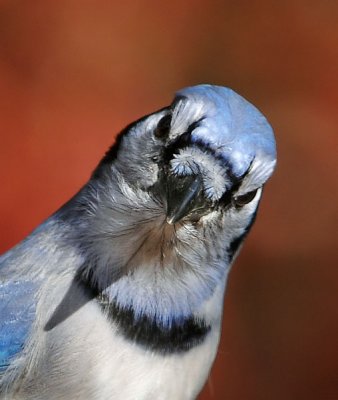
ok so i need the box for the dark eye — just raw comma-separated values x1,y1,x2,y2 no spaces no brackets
233,189,258,207
154,114,172,139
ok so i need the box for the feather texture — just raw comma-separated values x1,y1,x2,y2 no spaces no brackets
0,85,276,399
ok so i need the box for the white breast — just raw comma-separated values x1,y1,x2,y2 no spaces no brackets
6,274,224,400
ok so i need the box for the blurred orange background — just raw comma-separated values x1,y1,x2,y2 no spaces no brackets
0,1,337,399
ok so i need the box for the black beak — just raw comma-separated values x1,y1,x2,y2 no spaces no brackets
165,174,204,224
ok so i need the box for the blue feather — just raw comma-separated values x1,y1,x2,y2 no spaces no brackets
0,280,36,371
177,85,276,177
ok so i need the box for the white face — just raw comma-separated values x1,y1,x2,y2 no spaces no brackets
112,90,275,221
80,85,276,321
90,88,276,262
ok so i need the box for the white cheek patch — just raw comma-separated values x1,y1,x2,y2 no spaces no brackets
170,147,231,201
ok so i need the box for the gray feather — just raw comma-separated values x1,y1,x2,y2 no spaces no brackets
0,85,276,400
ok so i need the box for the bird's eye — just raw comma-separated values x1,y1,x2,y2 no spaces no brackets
154,114,172,139
233,189,258,207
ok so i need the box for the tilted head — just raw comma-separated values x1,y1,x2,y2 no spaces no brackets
71,84,276,324
0,85,276,400
96,84,275,220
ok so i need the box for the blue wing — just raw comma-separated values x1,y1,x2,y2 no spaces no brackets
0,279,37,372
0,220,66,373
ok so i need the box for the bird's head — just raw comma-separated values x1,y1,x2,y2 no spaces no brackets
61,84,276,323
96,84,276,228
77,84,274,290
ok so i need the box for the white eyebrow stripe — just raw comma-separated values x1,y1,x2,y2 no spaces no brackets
237,157,277,195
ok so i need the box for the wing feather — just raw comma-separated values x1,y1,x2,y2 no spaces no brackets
0,280,36,372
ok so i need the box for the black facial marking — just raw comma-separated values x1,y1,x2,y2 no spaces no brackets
227,208,258,263
218,160,257,209
162,118,207,165
186,118,204,135
234,189,258,208
154,113,172,139
98,297,211,354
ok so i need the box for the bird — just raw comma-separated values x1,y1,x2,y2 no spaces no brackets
0,84,276,400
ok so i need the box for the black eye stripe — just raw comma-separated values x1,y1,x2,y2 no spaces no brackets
234,189,258,207
154,114,172,139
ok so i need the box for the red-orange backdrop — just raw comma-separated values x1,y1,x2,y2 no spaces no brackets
1,1,337,399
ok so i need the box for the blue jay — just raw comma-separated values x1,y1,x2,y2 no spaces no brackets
0,85,276,399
